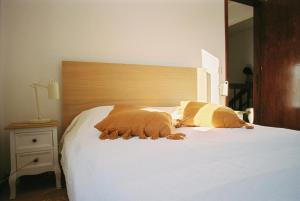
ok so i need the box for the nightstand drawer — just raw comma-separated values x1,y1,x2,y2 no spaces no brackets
15,131,53,153
17,151,54,170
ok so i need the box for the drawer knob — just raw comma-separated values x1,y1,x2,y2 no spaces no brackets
33,158,39,163
32,138,37,143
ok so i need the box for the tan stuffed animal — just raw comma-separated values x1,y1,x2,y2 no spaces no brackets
175,101,254,129
94,105,186,140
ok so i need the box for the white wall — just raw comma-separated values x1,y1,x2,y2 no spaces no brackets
0,0,3,180
0,0,3,133
228,1,253,26
1,0,225,175
0,0,8,181
0,0,3,130
228,18,253,83
2,0,225,125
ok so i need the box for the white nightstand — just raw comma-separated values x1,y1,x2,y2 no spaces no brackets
6,120,62,199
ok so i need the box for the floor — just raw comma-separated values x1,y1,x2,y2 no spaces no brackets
0,173,68,201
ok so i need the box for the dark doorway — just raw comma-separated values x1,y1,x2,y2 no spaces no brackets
225,0,300,130
226,1,253,112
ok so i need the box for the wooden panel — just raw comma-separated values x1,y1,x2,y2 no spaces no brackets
62,61,199,128
254,0,300,130
253,1,262,124
5,120,59,129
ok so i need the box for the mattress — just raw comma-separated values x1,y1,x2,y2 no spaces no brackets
61,106,300,201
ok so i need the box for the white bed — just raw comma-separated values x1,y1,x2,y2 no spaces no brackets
61,106,300,201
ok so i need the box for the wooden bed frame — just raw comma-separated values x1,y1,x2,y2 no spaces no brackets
62,61,209,129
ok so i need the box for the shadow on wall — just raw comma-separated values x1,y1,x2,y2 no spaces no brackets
0,131,10,183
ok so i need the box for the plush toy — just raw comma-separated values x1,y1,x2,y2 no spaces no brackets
95,105,186,140
175,101,254,129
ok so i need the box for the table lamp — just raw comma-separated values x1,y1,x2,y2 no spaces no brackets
30,80,59,123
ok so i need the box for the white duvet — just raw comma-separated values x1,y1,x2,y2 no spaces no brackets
61,106,300,201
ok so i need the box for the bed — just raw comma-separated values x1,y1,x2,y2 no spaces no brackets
60,61,300,201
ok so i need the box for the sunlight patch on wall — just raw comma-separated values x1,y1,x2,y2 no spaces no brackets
292,64,300,108
201,49,220,104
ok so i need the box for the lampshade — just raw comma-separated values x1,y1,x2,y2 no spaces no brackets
48,80,60,99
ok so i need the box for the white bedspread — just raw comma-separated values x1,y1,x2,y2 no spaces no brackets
61,106,300,201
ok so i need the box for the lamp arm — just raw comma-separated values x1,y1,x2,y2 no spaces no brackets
30,82,50,120
31,83,48,89
32,85,41,120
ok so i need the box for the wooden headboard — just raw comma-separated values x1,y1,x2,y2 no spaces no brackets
62,61,209,128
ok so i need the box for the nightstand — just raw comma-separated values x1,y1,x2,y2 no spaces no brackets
6,120,62,199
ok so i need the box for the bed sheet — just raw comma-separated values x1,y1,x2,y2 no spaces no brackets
61,106,300,201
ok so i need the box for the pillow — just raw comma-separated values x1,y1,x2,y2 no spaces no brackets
175,101,254,129
94,105,186,140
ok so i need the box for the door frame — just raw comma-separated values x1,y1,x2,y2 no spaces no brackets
224,0,228,105
224,0,261,123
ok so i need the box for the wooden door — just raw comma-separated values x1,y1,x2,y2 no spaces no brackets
254,0,300,130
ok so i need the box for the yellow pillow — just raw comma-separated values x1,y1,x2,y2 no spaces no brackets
176,101,253,129
94,105,185,140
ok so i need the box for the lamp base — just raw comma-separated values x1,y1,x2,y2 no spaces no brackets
29,118,52,123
